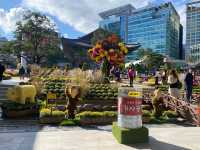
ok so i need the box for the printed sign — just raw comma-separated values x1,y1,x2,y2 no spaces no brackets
128,91,141,98
118,97,142,116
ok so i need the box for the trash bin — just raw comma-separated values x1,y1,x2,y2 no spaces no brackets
118,87,143,129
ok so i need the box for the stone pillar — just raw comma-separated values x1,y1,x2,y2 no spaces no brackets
118,87,142,129
112,86,149,144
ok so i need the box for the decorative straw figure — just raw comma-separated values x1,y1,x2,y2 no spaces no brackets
65,85,81,119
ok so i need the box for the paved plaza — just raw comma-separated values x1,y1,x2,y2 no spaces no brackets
0,123,199,150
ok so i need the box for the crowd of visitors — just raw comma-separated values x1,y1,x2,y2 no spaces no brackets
154,68,194,102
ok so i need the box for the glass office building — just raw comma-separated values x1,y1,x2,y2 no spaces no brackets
186,0,200,65
99,3,181,62
99,4,135,43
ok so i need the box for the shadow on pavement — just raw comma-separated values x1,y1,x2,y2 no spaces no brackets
126,136,191,150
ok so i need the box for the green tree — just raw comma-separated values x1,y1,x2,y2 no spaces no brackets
14,12,61,64
136,48,164,71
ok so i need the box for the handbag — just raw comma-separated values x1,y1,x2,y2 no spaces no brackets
177,80,182,89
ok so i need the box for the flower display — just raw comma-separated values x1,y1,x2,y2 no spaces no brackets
88,35,128,66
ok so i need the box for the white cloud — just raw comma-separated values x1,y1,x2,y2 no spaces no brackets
0,8,27,33
63,33,69,38
22,0,153,33
0,0,188,42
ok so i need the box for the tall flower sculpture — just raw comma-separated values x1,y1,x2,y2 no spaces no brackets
88,35,128,78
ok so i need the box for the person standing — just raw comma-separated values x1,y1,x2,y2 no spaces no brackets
167,70,181,98
26,65,31,79
128,66,135,87
19,66,25,80
155,70,161,86
185,69,193,102
115,67,121,82
161,69,167,85
0,61,5,82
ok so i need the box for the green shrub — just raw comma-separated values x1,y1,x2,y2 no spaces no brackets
40,108,51,117
162,110,178,118
149,116,168,124
142,110,151,117
60,119,80,126
142,105,152,111
76,111,117,118
52,110,65,117
40,109,65,118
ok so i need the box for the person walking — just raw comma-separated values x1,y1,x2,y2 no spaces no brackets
128,66,135,87
0,61,5,82
185,69,193,102
26,65,31,79
115,67,121,82
19,66,25,80
167,70,181,98
161,69,167,85
155,69,161,86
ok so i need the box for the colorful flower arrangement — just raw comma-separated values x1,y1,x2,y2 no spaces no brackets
88,35,128,66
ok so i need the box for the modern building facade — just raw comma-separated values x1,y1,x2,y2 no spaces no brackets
186,0,200,65
99,4,135,43
99,3,182,62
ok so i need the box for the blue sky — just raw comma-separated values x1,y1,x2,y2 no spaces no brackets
0,0,187,40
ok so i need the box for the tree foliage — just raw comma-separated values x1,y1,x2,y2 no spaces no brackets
136,48,164,71
14,12,62,64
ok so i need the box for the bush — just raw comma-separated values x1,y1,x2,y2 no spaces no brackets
40,109,65,118
76,111,117,118
142,105,152,111
60,118,80,126
162,110,178,118
40,108,51,118
142,110,151,117
52,110,65,117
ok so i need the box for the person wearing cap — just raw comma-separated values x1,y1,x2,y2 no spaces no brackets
0,61,5,82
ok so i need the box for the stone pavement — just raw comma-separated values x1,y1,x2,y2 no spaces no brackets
0,124,199,150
